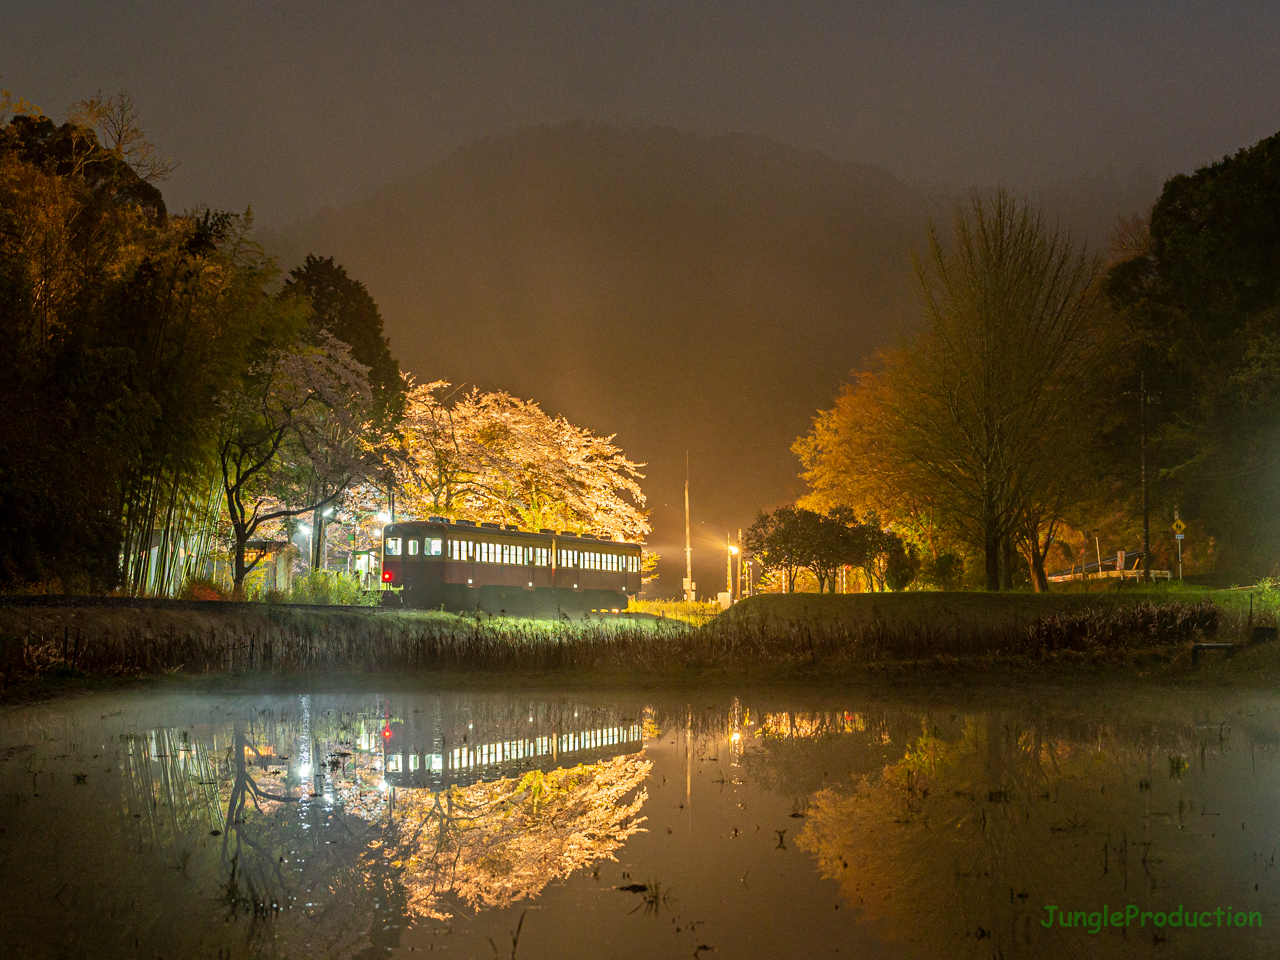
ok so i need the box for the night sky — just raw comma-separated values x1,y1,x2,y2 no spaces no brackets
5,1,1278,594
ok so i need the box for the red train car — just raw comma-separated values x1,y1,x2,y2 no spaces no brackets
380,517,642,614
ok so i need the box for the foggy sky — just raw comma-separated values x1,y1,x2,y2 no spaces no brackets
4,1,1278,226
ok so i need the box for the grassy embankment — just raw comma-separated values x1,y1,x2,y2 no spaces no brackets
3,585,1280,697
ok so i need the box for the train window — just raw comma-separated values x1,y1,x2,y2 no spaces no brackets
385,538,401,556
429,538,442,556
502,544,510,564
407,539,419,556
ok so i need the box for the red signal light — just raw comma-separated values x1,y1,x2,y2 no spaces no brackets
382,570,393,582
382,726,393,739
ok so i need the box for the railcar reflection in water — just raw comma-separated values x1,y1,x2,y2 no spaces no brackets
377,705,643,789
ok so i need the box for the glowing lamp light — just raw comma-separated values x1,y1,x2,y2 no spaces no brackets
377,511,391,522
382,571,393,582
382,726,393,740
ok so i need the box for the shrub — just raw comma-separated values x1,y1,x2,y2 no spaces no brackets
287,570,377,606
178,576,231,601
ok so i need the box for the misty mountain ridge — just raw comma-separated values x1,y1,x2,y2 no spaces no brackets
260,123,1158,595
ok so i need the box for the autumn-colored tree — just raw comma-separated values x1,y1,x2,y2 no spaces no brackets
794,362,968,577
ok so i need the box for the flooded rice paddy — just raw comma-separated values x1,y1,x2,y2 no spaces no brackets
3,685,1279,959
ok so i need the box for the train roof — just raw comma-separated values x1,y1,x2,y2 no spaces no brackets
383,517,641,549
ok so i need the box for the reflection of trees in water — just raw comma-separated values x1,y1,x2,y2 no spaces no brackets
122,726,224,844
120,712,399,959
212,717,404,959
792,714,1217,959
218,722,301,913
359,754,652,920
740,710,921,800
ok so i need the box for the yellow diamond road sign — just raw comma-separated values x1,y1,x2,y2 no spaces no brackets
1172,518,1186,534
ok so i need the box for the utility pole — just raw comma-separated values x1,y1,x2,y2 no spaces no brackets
726,533,737,601
1141,371,1150,583
684,453,694,602
737,528,743,600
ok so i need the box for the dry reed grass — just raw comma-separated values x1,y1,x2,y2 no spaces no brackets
0,597,1224,681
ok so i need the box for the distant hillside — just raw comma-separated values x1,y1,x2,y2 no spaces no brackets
260,124,1153,595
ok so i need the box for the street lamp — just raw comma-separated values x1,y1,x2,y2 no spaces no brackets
727,536,739,603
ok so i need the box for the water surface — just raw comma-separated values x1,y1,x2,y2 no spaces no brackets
3,684,1277,958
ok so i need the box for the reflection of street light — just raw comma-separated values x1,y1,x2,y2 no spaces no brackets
377,511,390,523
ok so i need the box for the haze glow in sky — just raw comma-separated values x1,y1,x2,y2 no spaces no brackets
4,0,1278,225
